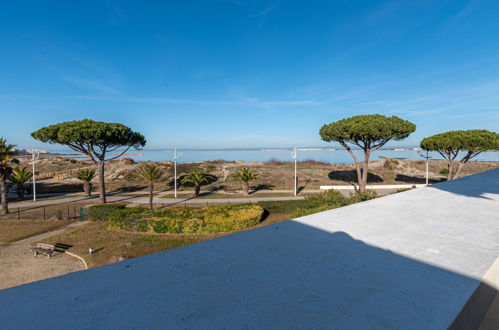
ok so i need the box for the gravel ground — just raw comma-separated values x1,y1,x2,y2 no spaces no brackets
0,222,88,291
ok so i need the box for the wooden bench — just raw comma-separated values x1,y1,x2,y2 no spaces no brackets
31,243,73,258
224,189,237,194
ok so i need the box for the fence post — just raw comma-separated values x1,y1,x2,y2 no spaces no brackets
43,206,46,220
74,205,76,220
79,207,85,221
67,204,70,221
18,207,20,220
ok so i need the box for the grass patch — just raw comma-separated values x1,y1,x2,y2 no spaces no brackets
35,190,377,269
39,211,289,268
39,222,213,268
88,203,126,221
9,194,85,203
0,220,72,244
257,200,309,214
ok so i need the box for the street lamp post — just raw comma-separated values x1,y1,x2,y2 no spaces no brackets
173,148,182,198
417,150,431,186
30,149,40,202
291,148,298,196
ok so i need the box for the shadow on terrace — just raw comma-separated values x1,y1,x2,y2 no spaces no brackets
428,167,499,200
0,220,494,329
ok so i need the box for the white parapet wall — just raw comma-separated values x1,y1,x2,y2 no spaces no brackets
0,169,498,329
320,184,427,190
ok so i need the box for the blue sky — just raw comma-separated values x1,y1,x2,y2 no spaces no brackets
1,0,498,150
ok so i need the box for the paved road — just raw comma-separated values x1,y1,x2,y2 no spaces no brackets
9,187,400,209
8,192,308,208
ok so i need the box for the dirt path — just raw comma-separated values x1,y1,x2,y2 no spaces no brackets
0,222,88,291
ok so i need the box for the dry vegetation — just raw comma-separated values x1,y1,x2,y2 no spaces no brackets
0,220,71,244
18,157,499,194
0,202,98,221
39,212,289,268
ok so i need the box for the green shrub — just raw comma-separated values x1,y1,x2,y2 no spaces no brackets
305,189,350,208
439,168,458,176
88,203,126,221
257,200,309,214
108,205,264,234
291,205,336,218
349,190,378,203
108,207,149,230
259,189,376,219
289,190,350,218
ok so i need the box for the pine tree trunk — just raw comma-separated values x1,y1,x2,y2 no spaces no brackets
359,151,371,193
0,177,8,215
149,184,154,210
243,182,249,195
447,160,454,181
354,161,364,192
453,162,465,180
97,161,106,204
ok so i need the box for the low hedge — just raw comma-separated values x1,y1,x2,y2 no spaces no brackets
108,204,264,234
88,204,126,221
256,200,309,214
290,190,378,218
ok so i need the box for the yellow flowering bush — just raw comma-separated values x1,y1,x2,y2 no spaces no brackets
108,204,264,234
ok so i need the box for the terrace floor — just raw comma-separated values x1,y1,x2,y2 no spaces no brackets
0,168,498,329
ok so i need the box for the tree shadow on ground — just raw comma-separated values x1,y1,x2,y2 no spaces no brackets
209,185,227,192
328,170,384,184
395,174,442,184
37,183,84,194
249,184,275,195
428,168,499,200
297,178,312,194
117,185,146,192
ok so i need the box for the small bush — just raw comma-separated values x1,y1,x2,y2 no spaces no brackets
259,189,377,218
264,157,288,165
349,190,377,203
439,168,449,175
88,204,126,221
291,205,335,218
108,205,264,234
305,189,350,208
383,159,400,170
123,172,139,181
108,207,149,231
289,190,351,218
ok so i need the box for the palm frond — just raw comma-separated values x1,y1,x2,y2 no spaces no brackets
138,164,163,184
234,167,259,183
181,168,210,185
10,167,33,184
75,169,96,183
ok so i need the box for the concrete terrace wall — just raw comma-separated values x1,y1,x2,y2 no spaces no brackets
0,168,498,329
